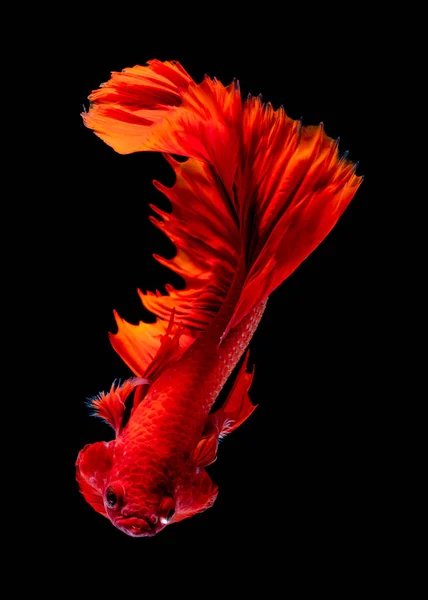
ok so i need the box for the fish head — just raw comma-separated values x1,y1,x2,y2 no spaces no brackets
76,440,219,536
76,439,173,537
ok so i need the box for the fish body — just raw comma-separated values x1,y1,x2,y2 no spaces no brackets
77,60,362,537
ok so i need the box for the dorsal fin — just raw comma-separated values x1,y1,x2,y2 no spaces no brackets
108,155,242,376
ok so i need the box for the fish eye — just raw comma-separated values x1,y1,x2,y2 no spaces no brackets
105,482,124,509
106,486,117,508
159,496,175,524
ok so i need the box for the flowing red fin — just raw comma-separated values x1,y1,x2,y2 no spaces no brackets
75,441,114,517
130,311,190,409
191,351,256,467
88,59,244,377
83,59,241,194
213,350,257,437
109,311,190,377
141,156,240,327
82,60,193,154
109,154,242,377
223,99,362,335
88,377,149,433
85,61,362,361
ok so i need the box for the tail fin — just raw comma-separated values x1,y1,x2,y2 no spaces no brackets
83,60,362,376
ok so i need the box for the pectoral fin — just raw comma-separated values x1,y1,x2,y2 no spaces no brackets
192,434,219,468
88,377,149,434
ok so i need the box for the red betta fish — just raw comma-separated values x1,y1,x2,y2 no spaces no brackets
77,59,362,537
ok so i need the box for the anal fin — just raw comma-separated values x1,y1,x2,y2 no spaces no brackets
192,351,257,468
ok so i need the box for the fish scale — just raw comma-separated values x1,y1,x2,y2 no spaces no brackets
125,291,267,460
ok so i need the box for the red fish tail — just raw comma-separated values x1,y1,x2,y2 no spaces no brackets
83,60,362,384
223,109,362,336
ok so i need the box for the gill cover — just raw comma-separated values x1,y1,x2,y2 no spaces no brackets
76,441,115,517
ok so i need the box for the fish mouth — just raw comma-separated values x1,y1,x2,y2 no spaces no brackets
115,516,157,538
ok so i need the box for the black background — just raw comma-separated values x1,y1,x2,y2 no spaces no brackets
41,14,381,591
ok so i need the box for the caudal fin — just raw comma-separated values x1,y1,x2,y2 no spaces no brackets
83,60,362,376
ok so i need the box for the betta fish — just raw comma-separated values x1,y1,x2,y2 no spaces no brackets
77,59,362,537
